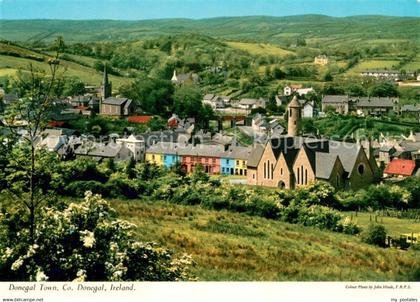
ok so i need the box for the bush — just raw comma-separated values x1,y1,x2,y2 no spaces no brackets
341,217,362,235
64,180,107,197
297,205,343,231
0,192,193,281
362,224,387,247
105,177,140,199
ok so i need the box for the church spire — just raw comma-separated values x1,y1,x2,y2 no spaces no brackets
101,63,112,100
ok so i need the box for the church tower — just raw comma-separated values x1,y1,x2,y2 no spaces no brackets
287,95,302,136
101,64,112,100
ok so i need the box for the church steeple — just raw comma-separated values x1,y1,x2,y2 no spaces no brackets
101,63,112,100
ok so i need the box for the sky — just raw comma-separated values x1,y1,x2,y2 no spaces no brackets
0,0,419,20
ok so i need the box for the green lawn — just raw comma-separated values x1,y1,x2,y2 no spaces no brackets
345,212,420,237
110,198,420,281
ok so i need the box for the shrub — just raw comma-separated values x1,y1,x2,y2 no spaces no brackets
0,192,193,281
341,217,362,235
361,224,387,247
64,180,107,197
297,205,343,231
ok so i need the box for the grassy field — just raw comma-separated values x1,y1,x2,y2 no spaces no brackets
226,41,294,57
110,198,420,281
345,212,420,237
0,54,131,88
346,60,401,75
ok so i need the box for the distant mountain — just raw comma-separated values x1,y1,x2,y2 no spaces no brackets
1,15,419,44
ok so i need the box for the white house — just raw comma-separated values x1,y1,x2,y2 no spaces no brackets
116,134,145,161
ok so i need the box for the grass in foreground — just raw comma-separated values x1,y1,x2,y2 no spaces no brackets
110,198,420,281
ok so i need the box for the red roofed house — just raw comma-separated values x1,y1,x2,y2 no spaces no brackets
128,115,153,124
384,159,417,178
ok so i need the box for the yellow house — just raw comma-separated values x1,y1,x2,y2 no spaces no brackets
145,152,164,166
235,159,248,176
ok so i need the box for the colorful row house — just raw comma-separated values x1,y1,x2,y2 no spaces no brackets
145,142,251,176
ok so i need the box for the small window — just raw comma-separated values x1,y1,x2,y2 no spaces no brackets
358,164,365,175
253,173,255,179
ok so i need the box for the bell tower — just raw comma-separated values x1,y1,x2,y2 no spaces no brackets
287,95,302,136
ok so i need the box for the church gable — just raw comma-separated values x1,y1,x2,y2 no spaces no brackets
293,147,316,187
257,141,278,186
273,152,293,189
346,147,375,190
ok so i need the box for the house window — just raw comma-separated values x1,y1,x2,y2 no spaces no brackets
305,169,308,185
358,164,365,175
242,161,246,166
226,159,230,164
244,169,247,176
212,159,216,164
253,173,255,179
236,160,240,165
152,155,155,160
281,168,283,175
267,160,270,179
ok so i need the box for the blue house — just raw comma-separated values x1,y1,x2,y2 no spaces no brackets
220,158,235,175
163,154,181,169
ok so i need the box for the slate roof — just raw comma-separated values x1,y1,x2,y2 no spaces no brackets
399,141,420,153
203,94,215,101
74,142,124,158
322,95,348,103
223,146,251,160
315,153,340,179
384,159,416,176
247,144,265,168
328,140,361,176
356,97,397,108
103,97,129,106
146,142,226,158
401,104,420,112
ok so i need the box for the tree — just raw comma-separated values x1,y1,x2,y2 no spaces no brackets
323,72,333,82
64,77,86,96
4,38,64,241
369,82,399,97
272,66,286,80
0,192,193,281
347,84,366,97
361,224,387,247
119,75,174,115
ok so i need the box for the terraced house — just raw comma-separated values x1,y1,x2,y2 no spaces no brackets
145,142,251,175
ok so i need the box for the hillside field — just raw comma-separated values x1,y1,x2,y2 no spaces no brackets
109,198,420,281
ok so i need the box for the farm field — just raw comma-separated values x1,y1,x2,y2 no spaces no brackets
346,60,401,75
226,41,294,57
110,198,420,281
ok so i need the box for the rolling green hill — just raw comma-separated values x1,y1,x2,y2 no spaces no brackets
1,15,419,45
111,198,420,281
0,41,131,87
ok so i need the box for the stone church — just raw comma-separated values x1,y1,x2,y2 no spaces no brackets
247,96,381,190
